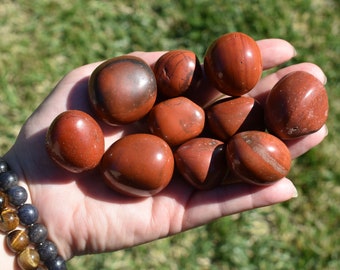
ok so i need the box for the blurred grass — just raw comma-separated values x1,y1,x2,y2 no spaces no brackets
1,0,339,269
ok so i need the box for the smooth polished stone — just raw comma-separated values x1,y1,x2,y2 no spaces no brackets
0,208,19,233
153,50,203,97
226,131,291,185
101,133,174,197
17,247,40,270
28,223,48,244
7,229,30,253
44,255,67,270
0,190,8,211
37,240,58,262
88,55,157,125
18,204,39,226
0,171,18,191
204,32,262,96
206,96,265,141
265,71,328,139
7,185,28,206
148,96,205,146
175,137,228,190
46,110,105,173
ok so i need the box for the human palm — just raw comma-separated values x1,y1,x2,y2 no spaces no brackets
3,39,327,260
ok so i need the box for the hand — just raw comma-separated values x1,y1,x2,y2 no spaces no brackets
3,38,327,261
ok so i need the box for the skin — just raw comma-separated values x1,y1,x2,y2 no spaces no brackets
1,38,328,269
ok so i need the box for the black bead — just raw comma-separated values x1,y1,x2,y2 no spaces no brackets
0,171,18,191
17,204,39,225
0,158,9,173
7,185,28,206
44,255,67,270
38,240,58,262
28,223,48,244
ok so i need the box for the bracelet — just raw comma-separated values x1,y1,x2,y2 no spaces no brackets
0,157,67,270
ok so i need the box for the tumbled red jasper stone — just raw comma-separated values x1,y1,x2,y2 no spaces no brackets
175,137,228,190
46,110,105,173
265,71,328,139
206,96,265,141
204,32,262,96
226,131,291,185
148,96,205,147
153,50,203,98
88,55,157,125
101,134,174,197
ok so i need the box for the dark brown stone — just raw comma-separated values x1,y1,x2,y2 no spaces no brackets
88,55,157,125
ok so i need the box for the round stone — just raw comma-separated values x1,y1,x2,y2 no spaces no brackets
88,55,157,125
6,229,30,253
7,185,28,206
0,208,19,233
37,240,58,262
46,110,105,173
101,133,174,197
0,171,18,191
153,50,203,97
44,255,67,270
148,96,205,146
265,71,328,139
28,223,48,244
18,204,39,226
204,32,262,96
226,131,291,185
17,247,40,270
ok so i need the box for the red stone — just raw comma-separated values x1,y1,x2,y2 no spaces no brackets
148,96,205,146
101,133,174,197
175,137,228,190
153,50,203,98
88,55,157,125
204,32,262,96
226,131,291,185
206,96,265,141
265,71,328,139
46,110,105,173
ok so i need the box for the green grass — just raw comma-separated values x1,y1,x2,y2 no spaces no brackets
1,0,339,269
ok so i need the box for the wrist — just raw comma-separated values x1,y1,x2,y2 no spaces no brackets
0,157,67,270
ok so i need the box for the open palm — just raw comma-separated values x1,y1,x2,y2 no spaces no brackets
4,39,327,260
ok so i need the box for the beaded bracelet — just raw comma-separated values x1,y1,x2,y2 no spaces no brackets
0,158,67,270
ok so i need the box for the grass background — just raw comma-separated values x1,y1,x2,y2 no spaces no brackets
0,0,339,269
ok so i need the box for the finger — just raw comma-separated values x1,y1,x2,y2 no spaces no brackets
257,38,297,70
250,62,327,104
182,178,297,230
285,125,328,159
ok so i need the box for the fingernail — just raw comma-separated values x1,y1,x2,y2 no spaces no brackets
293,48,298,57
323,74,328,85
291,186,299,198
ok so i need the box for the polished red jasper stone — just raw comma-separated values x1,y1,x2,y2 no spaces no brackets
226,131,291,185
88,55,157,125
206,96,265,141
46,110,105,173
153,50,203,98
175,137,228,190
204,32,262,96
101,133,174,197
265,71,328,139
148,96,205,146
